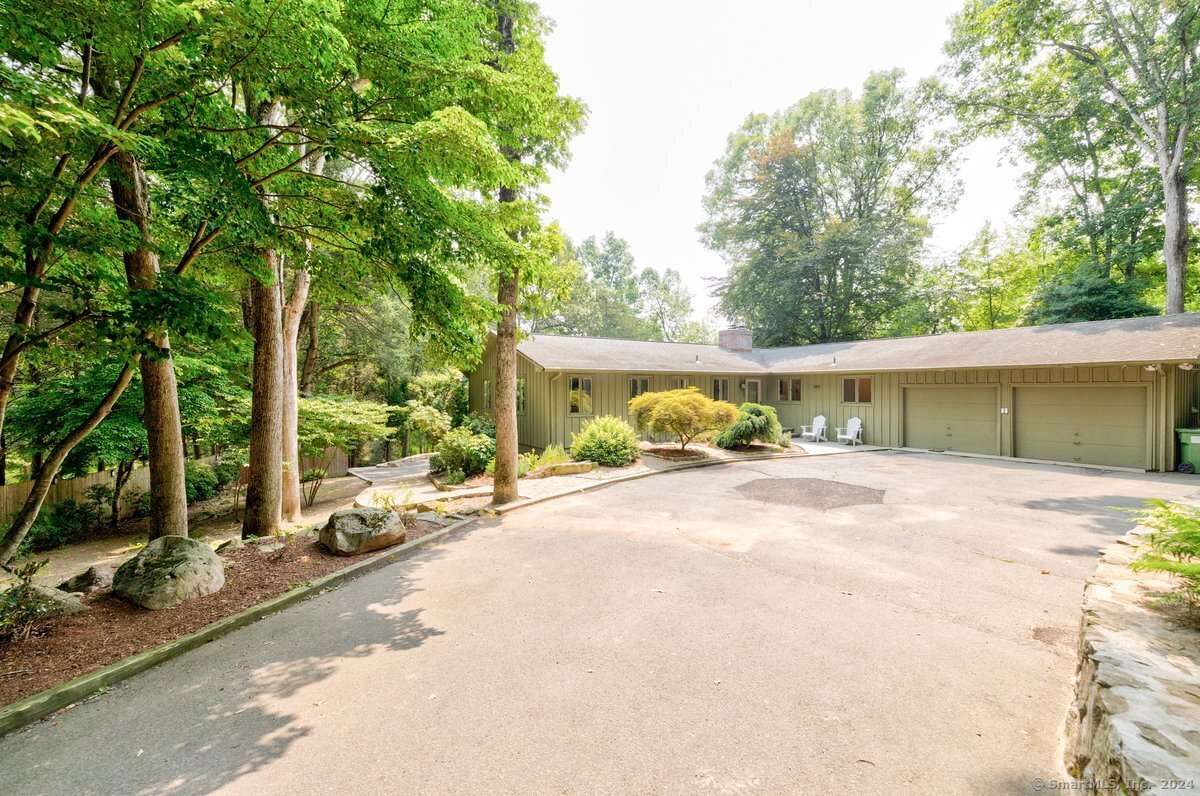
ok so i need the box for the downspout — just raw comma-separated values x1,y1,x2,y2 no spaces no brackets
549,371,563,450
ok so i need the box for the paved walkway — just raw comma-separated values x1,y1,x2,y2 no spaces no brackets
3,452,1196,794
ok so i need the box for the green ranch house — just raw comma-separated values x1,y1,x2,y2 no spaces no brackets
467,313,1200,472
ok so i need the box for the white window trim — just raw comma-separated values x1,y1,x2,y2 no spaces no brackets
516,377,526,414
568,374,594,416
482,379,492,411
669,376,691,390
778,378,802,403
629,375,651,400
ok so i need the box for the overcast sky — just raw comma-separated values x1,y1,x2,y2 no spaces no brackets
536,0,1026,322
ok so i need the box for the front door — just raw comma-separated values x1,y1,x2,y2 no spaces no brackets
745,379,761,404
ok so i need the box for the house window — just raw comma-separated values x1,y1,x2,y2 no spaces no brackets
568,375,592,415
516,378,526,413
842,377,872,404
483,380,492,411
629,376,650,399
712,378,730,402
669,376,690,390
778,378,801,402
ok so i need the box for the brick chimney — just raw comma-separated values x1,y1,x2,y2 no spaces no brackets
718,327,753,352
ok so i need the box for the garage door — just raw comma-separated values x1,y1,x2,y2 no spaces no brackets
904,387,999,454
1013,386,1148,469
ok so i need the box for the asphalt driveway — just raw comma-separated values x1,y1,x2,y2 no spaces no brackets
2,452,1196,794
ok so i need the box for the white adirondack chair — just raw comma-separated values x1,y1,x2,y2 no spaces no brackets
799,415,827,442
836,416,864,446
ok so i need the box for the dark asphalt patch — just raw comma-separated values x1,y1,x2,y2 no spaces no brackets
734,477,884,511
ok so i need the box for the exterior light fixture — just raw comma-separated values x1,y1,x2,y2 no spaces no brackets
1180,363,1196,371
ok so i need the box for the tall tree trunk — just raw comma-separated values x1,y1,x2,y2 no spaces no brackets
110,151,189,539
493,253,520,504
1162,166,1188,315
280,268,310,523
111,459,133,531
299,302,319,394
0,360,139,565
243,250,285,538
490,2,521,505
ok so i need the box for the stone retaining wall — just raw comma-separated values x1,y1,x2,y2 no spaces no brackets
1064,530,1200,792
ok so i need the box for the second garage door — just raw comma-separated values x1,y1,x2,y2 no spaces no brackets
1013,386,1148,469
904,387,999,454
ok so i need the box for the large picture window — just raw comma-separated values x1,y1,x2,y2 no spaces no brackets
778,378,801,402
569,375,593,415
842,377,872,404
629,376,650,399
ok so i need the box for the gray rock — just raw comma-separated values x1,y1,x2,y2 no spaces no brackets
319,507,406,556
215,537,244,554
56,564,114,594
256,541,286,554
113,536,225,610
32,585,88,615
414,511,451,527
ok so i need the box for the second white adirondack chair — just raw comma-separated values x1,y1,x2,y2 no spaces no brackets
799,415,827,442
836,416,864,446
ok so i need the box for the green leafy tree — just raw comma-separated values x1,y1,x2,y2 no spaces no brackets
1024,267,1157,325
702,71,956,344
946,0,1200,314
296,395,392,506
628,388,738,451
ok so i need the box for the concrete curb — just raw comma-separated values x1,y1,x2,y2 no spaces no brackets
0,516,475,738
491,451,809,514
0,448,820,737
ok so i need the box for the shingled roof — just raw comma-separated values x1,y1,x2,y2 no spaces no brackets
517,313,1200,373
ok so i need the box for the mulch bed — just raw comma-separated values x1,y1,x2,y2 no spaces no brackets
641,446,710,462
0,520,446,709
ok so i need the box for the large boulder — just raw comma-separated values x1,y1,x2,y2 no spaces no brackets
113,536,225,610
57,564,114,595
319,508,406,556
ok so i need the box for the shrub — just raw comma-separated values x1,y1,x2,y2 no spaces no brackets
1131,500,1200,618
184,461,219,504
460,411,496,439
213,451,248,489
0,559,55,642
486,451,538,478
536,444,571,469
21,498,100,553
443,470,466,485
628,388,738,450
570,415,641,467
124,487,152,518
407,403,452,444
715,403,783,449
431,428,495,478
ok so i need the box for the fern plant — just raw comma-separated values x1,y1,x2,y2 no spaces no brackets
1130,500,1200,617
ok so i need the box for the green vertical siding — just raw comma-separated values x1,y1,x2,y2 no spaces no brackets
470,352,1179,471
